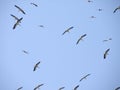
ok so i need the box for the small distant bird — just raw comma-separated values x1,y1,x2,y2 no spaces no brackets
22,50,29,54
103,38,112,42
104,48,110,59
39,25,44,28
115,87,120,90
76,34,87,45
34,84,44,90
90,16,96,18
62,26,74,35
10,14,19,20
17,87,23,90
79,74,91,82
88,0,93,3
98,8,102,11
113,6,120,13
30,3,38,7
33,61,41,71
58,87,65,90
14,5,26,14
74,85,79,90
13,17,23,29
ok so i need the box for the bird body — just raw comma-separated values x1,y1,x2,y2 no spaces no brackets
76,34,87,45
62,26,74,35
15,5,26,14
22,50,29,54
34,84,44,90
33,61,41,71
104,48,110,59
79,74,91,82
113,6,120,13
13,17,23,29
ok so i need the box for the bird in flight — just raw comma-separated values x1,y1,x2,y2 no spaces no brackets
98,8,102,11
88,0,93,3
115,87,120,90
113,6,120,13
73,85,79,90
79,74,91,82
103,38,112,42
17,87,23,90
22,50,29,54
76,34,87,45
58,87,65,90
13,17,23,30
33,61,41,71
34,84,44,90
90,16,96,18
30,3,38,7
104,48,110,59
10,14,19,21
14,5,26,14
62,26,74,35
39,25,44,28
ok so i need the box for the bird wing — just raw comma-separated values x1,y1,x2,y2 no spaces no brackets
34,84,44,90
10,14,19,20
59,87,65,90
31,3,38,7
113,8,118,13
74,85,79,90
104,48,110,59
33,61,40,71
115,87,120,90
17,87,23,90
15,5,26,14
62,30,67,35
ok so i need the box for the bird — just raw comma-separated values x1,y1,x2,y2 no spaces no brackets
14,5,26,14
115,87,120,90
104,48,110,59
98,8,102,11
22,50,29,54
39,25,44,28
73,85,79,90
62,26,74,35
76,34,87,45
13,17,23,29
34,84,44,90
79,74,91,82
10,14,19,21
33,61,41,71
30,3,38,7
17,87,23,90
103,38,112,42
113,6,120,13
58,87,65,90
90,16,96,18
88,0,93,3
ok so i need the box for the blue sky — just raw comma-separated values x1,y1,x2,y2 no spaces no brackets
0,0,120,90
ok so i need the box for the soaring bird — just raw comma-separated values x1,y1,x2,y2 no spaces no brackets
33,61,41,71
62,26,74,35
10,14,19,20
103,38,112,42
14,5,26,14
104,48,110,59
98,9,102,11
90,16,96,18
58,87,65,90
22,50,29,54
76,34,87,45
34,84,44,90
39,25,44,28
115,87,120,90
30,3,38,7
113,6,120,13
88,0,93,3
17,87,23,90
13,17,23,29
79,74,91,82
74,85,79,90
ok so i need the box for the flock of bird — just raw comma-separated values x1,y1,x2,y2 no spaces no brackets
9,0,120,90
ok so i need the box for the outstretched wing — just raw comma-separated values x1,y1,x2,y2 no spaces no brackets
17,87,23,90
76,34,87,45
10,14,19,20
59,87,65,90
30,3,38,7
13,17,23,30
115,87,120,90
104,48,110,59
34,84,44,90
15,5,26,14
33,61,40,71
74,85,79,90
62,26,74,35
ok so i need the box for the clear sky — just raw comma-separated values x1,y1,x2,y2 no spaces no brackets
0,0,120,90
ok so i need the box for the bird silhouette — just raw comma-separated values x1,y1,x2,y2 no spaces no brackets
79,74,91,82
13,17,23,29
62,26,74,35
115,87,120,90
14,5,26,14
17,87,23,90
104,48,110,59
113,6,120,13
58,87,65,90
34,84,44,90
76,34,87,45
22,50,29,54
74,85,79,90
30,3,38,7
33,61,41,71
103,38,112,42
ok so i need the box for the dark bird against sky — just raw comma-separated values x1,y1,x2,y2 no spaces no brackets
115,87,120,90
104,48,110,59
33,61,41,71
14,5,26,14
103,38,112,42
76,34,87,45
17,87,23,90
73,85,79,90
34,84,44,90
30,3,38,7
58,87,65,90
10,14,19,21
62,26,74,35
22,50,29,54
79,74,91,82
13,17,23,30
113,6,120,13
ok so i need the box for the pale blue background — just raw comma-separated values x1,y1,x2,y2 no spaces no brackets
0,0,120,90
